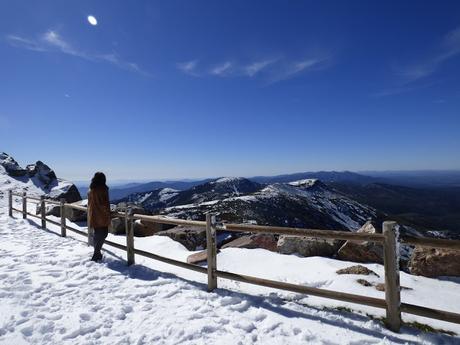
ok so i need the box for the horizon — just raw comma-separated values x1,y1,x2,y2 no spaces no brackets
2,1,460,180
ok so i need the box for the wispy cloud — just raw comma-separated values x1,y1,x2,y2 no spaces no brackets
395,26,460,84
5,30,148,76
210,61,233,76
243,59,277,77
176,60,199,76
176,56,329,83
268,58,326,83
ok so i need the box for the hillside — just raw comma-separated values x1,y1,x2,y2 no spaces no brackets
116,177,381,231
331,182,460,237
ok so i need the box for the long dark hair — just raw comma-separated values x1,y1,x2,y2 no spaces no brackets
90,172,108,190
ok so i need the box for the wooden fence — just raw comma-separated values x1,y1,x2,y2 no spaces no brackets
7,190,460,333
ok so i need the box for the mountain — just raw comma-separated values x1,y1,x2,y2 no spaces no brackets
330,182,460,236
115,177,263,211
250,171,382,185
119,177,380,231
0,152,81,202
89,179,212,201
362,170,460,188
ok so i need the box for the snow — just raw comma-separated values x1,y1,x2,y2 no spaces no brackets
158,188,179,202
288,179,318,187
214,177,244,183
1,193,459,344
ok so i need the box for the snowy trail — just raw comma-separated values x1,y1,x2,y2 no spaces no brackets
0,198,459,344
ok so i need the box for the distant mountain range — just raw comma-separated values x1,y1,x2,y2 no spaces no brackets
112,172,460,237
115,177,383,231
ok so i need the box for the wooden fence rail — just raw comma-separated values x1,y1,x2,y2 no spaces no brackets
7,190,460,332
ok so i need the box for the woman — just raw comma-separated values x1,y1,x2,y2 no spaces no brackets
88,172,111,262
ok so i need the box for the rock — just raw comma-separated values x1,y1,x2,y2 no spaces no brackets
64,200,87,222
26,161,57,187
222,234,278,252
110,217,125,234
133,220,163,237
156,226,207,251
0,152,27,177
336,265,379,277
52,184,82,204
337,221,384,264
409,246,460,277
186,249,221,264
356,279,373,287
277,235,342,257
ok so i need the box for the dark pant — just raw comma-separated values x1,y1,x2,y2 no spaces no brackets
92,227,108,260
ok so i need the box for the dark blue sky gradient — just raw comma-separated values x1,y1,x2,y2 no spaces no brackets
1,1,459,180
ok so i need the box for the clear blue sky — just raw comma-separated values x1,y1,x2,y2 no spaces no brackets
1,1,459,181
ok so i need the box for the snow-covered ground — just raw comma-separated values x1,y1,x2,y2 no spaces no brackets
1,195,459,344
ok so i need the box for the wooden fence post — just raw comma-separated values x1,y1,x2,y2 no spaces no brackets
126,207,135,266
60,198,66,237
22,191,27,219
206,213,217,291
87,203,94,247
40,195,46,229
383,221,402,332
8,190,12,217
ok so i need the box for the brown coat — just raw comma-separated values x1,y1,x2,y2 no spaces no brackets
88,187,111,229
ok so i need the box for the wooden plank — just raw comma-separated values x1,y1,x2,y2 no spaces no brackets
206,214,217,291
26,195,42,202
383,221,402,332
40,196,46,229
126,208,135,266
133,247,208,274
25,212,40,219
401,236,460,250
65,204,87,211
65,225,87,237
46,218,62,227
401,303,460,325
8,190,12,217
221,223,385,242
22,192,27,219
133,214,206,227
44,199,60,206
60,199,66,237
215,270,387,309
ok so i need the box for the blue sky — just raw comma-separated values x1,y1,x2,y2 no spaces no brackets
1,1,459,181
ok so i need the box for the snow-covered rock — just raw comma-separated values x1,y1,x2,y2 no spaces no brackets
0,152,81,203
0,152,27,176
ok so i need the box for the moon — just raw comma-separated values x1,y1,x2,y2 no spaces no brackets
87,15,98,26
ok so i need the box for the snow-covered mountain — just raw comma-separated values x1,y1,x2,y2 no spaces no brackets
117,177,380,231
0,152,81,202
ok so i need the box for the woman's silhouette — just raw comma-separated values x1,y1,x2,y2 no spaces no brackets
88,172,111,261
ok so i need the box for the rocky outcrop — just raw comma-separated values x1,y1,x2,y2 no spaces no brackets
64,200,87,222
337,221,384,264
0,152,27,176
277,236,342,257
336,265,379,277
156,226,207,251
409,246,460,277
222,234,278,252
26,161,57,187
